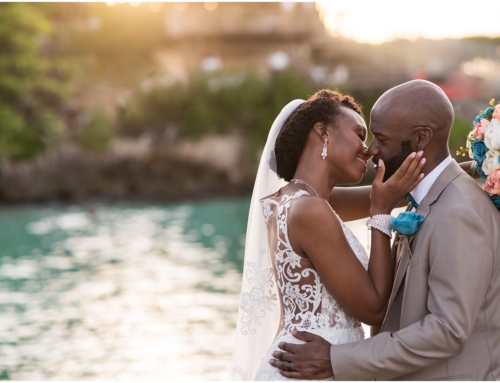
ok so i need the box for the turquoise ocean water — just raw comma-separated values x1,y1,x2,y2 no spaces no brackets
0,198,373,380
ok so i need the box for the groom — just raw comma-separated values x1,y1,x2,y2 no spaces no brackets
270,80,500,380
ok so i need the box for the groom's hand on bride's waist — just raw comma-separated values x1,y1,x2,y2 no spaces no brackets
269,330,334,380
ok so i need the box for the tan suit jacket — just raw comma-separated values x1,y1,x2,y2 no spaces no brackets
330,160,500,380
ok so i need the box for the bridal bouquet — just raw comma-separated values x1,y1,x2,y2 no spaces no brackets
457,99,500,209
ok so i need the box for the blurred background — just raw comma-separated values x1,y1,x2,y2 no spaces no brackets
0,1,499,380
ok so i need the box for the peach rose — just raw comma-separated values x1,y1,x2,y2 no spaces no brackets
493,104,500,120
483,168,500,195
473,118,490,139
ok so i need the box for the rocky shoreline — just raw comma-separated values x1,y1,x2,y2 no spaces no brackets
0,141,256,204
0,135,376,204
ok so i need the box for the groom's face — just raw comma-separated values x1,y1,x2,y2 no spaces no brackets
367,114,415,182
376,140,413,181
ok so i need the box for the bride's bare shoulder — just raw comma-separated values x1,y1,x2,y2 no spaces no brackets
289,195,342,229
287,195,349,259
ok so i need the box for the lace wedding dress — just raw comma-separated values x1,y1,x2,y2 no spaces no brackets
230,100,368,381
253,188,369,381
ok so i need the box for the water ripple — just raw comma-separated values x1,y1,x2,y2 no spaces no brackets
0,199,376,380
0,200,248,380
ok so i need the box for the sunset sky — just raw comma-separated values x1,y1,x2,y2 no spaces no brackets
317,1,500,44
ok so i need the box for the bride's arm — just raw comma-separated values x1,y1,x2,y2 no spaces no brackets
458,160,480,179
328,186,398,222
329,160,476,222
290,154,425,325
328,186,371,222
289,198,392,325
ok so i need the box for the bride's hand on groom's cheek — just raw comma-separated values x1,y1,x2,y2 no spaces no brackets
370,151,426,215
269,330,334,380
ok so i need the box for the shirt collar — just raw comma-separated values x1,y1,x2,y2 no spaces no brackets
411,155,453,205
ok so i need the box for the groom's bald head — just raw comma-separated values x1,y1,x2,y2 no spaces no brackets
368,80,454,179
372,80,454,139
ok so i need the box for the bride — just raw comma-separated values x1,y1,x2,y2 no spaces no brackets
230,89,426,380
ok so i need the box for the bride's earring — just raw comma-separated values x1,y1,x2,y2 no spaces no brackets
321,139,328,160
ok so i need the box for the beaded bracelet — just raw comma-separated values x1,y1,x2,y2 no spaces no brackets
366,214,393,239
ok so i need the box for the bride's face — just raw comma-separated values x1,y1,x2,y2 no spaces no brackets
328,108,369,185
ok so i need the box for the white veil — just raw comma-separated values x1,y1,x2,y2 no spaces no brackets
230,99,305,380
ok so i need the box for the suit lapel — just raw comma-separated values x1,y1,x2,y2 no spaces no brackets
381,160,464,330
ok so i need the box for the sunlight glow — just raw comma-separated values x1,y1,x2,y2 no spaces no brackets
148,2,163,12
461,58,500,79
318,0,500,44
174,2,188,12
204,2,218,11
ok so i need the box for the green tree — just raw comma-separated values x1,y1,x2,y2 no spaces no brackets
0,3,73,159
251,71,314,151
117,70,315,160
75,108,113,152
69,3,166,86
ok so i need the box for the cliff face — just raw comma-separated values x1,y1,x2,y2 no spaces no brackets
0,131,378,203
0,135,255,203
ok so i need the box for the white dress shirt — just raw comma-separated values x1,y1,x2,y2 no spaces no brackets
410,155,453,207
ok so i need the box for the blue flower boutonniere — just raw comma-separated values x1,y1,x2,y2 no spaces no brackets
391,212,424,261
390,211,424,237
365,212,424,251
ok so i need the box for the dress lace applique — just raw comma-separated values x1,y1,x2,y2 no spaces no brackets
254,190,368,380
239,247,278,336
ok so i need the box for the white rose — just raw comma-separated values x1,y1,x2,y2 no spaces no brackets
484,118,500,149
482,149,500,175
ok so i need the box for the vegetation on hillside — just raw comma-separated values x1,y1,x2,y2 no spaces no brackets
0,3,74,159
0,3,485,164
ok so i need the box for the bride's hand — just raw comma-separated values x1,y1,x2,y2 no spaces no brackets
370,151,425,216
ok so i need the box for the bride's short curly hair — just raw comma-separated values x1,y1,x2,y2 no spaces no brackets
275,89,363,181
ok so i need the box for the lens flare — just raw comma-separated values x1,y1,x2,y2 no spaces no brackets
149,2,163,12
204,2,217,11
174,2,188,12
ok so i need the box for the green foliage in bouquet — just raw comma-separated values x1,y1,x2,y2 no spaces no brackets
451,117,474,159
